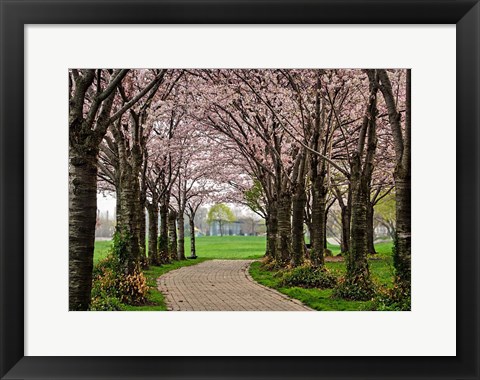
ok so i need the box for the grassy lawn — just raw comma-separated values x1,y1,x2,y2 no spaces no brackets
249,241,395,311
94,235,392,262
94,235,267,263
93,240,113,264
184,235,266,259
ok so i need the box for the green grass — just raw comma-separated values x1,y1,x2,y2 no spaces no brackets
183,235,266,259
93,240,113,264
94,235,267,262
249,241,395,311
324,241,392,257
94,236,392,261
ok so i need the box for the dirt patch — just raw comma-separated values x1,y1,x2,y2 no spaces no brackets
325,256,344,262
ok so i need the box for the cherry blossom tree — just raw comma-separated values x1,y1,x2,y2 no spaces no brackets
378,69,410,294
69,69,163,310
70,68,408,308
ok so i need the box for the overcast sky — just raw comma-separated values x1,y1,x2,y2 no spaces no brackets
97,193,116,215
96,192,261,220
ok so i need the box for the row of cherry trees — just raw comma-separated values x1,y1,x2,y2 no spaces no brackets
69,68,410,310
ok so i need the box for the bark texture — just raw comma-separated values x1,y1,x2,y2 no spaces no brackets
177,213,186,260
334,185,351,255
311,180,327,266
158,197,170,263
189,216,197,258
168,209,178,261
265,203,278,260
343,70,378,299
276,192,293,265
116,166,141,275
378,69,411,293
147,201,159,265
69,148,97,310
69,69,127,310
291,187,306,266
366,201,376,254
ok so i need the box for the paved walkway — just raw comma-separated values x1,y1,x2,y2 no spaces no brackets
157,260,312,311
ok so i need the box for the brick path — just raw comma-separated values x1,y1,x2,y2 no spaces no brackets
157,260,312,311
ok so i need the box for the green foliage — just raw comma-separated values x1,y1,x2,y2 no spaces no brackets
157,235,169,258
207,203,236,225
91,254,149,308
243,180,265,214
374,192,396,221
112,229,130,267
365,285,411,311
91,233,149,308
281,265,337,289
91,255,122,311
90,295,124,311
332,276,376,301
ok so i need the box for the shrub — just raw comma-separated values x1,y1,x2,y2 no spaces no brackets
281,265,337,289
366,284,411,311
118,270,149,305
332,276,376,301
90,294,124,311
260,256,282,271
92,255,120,299
91,251,149,308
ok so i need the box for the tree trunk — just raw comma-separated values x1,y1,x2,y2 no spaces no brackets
324,211,328,249
189,215,197,258
378,68,411,294
310,176,326,267
177,212,186,260
115,184,121,226
147,202,159,265
366,201,376,254
116,168,141,275
343,71,378,299
393,70,411,293
138,193,147,266
394,174,411,291
158,197,170,263
168,209,178,261
347,168,372,295
334,185,352,255
291,186,306,266
340,192,351,254
69,148,97,310
265,203,278,260
276,192,292,265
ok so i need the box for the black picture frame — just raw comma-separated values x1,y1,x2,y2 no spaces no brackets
1,1,478,379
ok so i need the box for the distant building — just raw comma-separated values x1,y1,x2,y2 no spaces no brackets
209,220,242,236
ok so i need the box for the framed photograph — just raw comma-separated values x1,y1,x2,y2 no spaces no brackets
1,0,478,379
